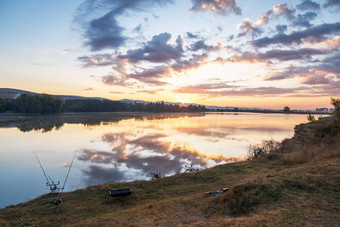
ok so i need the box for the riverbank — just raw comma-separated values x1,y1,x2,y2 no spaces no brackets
1,117,339,226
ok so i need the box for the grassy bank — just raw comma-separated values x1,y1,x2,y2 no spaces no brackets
1,117,340,226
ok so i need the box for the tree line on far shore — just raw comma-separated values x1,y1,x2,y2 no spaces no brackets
0,94,206,114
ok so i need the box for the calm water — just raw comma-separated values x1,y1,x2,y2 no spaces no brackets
0,112,308,208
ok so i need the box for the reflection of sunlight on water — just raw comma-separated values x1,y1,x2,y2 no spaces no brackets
0,112,308,208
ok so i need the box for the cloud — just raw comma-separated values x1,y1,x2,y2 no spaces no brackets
276,24,288,33
237,3,296,37
302,75,332,84
102,73,132,86
118,33,184,63
252,22,340,47
296,0,320,11
190,39,218,51
237,18,263,37
302,35,340,49
264,57,340,86
54,49,71,54
255,3,296,26
272,3,296,20
190,0,241,15
176,83,237,94
187,32,200,39
316,51,340,74
229,48,328,64
74,0,172,51
323,0,340,9
292,12,318,28
78,54,117,67
129,66,171,86
78,33,223,86
133,24,142,33
136,89,165,94
83,87,95,91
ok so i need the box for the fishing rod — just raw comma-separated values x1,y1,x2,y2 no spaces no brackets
35,150,77,213
61,150,77,193
35,154,50,186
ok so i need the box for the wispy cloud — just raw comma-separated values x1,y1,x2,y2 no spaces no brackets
74,0,173,51
83,87,95,91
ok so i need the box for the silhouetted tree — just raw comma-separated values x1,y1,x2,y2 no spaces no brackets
283,106,290,113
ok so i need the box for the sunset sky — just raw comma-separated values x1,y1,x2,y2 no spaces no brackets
1,0,339,109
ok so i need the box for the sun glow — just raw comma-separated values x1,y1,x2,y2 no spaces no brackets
175,94,193,104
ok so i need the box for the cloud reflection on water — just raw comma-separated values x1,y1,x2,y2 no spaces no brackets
78,131,240,184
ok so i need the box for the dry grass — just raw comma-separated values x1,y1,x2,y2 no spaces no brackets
1,117,340,226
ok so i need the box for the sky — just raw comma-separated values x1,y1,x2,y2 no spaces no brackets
0,0,340,109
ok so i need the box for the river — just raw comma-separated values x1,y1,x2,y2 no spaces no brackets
0,112,309,208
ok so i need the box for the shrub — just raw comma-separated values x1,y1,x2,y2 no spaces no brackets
247,140,281,160
307,114,316,122
331,97,340,119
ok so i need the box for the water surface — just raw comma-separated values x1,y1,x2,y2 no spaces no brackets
0,112,308,208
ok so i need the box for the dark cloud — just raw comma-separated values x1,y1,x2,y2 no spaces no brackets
296,0,320,11
292,12,318,28
252,22,340,47
119,33,184,63
74,0,172,51
190,40,216,51
85,13,126,51
187,32,200,39
190,0,241,15
323,0,340,9
276,24,288,33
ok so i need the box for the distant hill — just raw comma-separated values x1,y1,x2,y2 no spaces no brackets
0,88,38,99
0,89,213,108
0,88,107,101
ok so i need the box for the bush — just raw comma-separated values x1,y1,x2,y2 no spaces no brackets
307,114,316,122
247,140,281,160
331,98,340,119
